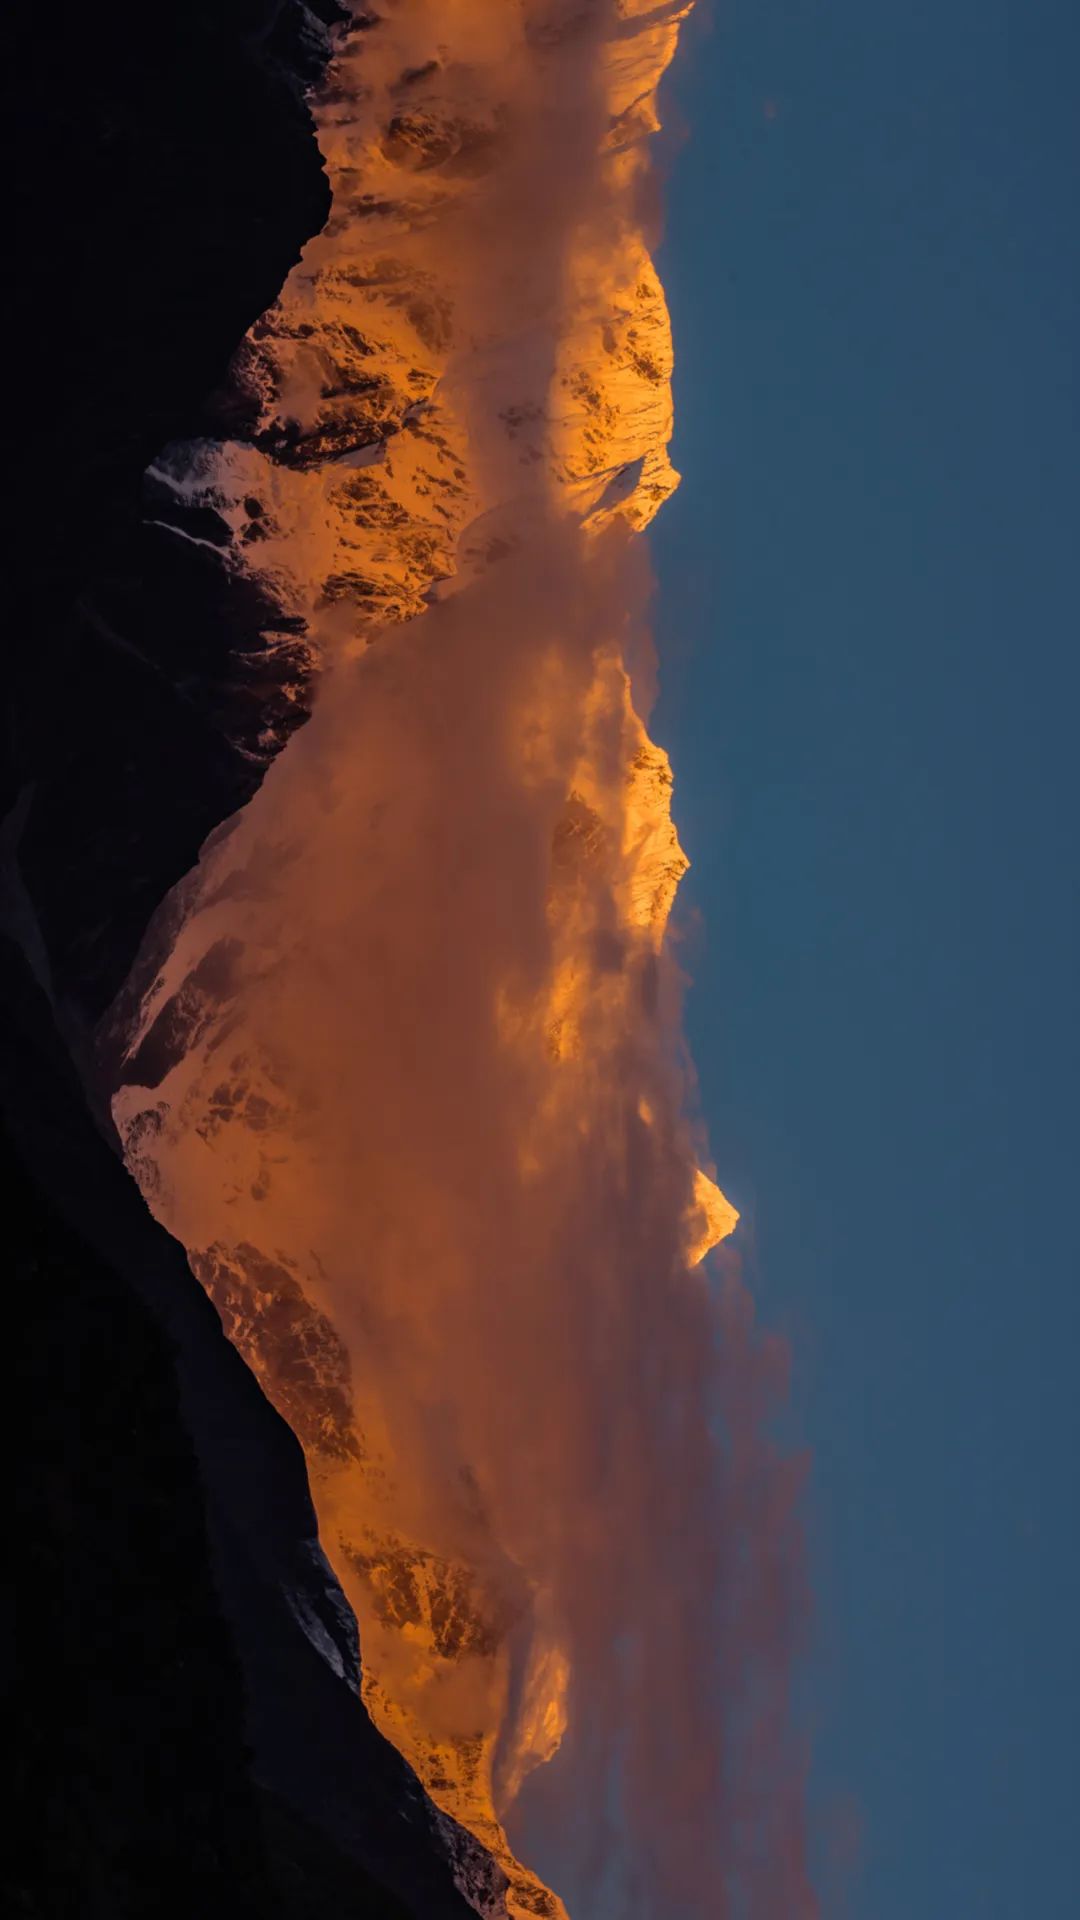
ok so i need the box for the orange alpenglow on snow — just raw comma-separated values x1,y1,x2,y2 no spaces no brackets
108,5,813,1917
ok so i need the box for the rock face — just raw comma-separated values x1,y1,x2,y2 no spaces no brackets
7,3,502,1914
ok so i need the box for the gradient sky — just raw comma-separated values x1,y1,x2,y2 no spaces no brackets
653,2,1079,1913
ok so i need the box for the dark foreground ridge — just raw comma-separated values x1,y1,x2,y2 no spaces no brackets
7,5,490,1914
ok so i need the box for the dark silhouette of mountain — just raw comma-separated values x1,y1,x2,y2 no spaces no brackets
5,6,496,1914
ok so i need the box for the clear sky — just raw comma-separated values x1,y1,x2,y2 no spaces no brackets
653,2,1079,1913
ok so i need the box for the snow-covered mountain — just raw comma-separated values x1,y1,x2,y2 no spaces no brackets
104,8,739,1918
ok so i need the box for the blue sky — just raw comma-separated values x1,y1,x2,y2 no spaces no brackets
653,2,1079,1913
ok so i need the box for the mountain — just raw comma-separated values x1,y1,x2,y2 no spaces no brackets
86,8,735,1919
6,3,507,1913
9,6,741,1917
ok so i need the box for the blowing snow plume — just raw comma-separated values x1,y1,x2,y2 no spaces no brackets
106,4,814,1915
